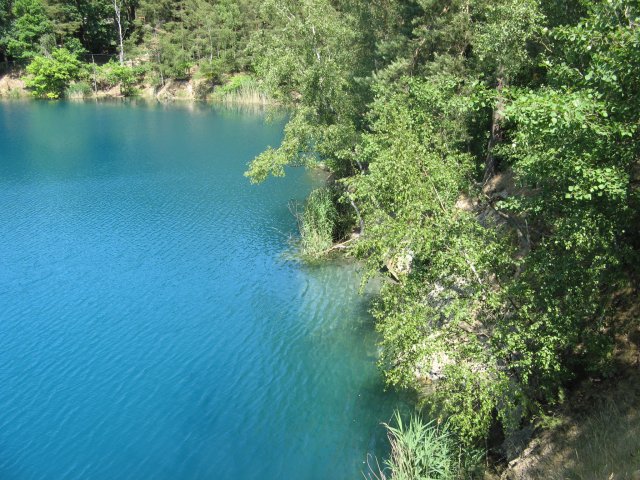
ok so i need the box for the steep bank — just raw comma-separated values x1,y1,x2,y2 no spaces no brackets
505,371,640,480
504,295,640,479
0,72,26,98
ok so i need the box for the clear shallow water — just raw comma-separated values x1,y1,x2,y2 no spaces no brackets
0,101,399,480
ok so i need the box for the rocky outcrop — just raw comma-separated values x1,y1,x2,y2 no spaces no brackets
155,78,212,101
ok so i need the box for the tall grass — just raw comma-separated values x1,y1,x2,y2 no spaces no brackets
295,187,337,259
6,87,27,99
210,75,271,105
65,81,93,99
367,412,483,480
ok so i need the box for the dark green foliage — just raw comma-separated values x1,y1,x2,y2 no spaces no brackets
44,0,83,42
0,0,12,60
136,0,259,85
2,0,265,90
4,0,53,61
493,0,640,402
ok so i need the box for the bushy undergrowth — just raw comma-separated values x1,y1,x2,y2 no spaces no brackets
95,61,145,96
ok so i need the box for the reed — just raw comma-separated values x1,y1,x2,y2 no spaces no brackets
293,187,337,259
366,412,483,480
210,75,272,105
65,81,93,99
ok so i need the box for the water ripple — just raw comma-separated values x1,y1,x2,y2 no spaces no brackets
0,100,400,480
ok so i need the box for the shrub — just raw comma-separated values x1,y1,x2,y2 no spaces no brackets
24,48,82,98
196,59,228,84
63,38,87,57
98,61,143,96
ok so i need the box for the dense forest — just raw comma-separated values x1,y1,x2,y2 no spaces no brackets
0,0,263,97
2,0,639,476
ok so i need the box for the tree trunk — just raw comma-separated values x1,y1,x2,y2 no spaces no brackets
348,197,365,235
113,0,124,65
92,55,97,94
483,76,505,185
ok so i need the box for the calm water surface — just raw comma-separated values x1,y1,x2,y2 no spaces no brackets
0,100,399,480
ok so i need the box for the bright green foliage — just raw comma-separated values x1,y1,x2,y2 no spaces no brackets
211,73,253,96
64,80,92,98
245,0,379,182
346,74,520,442
360,0,638,443
348,75,475,271
2,0,638,454
98,60,143,96
209,74,267,104
25,47,81,97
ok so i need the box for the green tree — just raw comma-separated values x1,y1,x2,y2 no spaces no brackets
244,0,639,446
5,0,53,61
44,0,82,44
0,0,12,60
493,0,640,403
357,0,639,443
246,0,381,182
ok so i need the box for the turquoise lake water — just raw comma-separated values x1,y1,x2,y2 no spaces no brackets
0,100,399,479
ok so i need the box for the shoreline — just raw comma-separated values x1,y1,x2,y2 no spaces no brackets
0,71,276,106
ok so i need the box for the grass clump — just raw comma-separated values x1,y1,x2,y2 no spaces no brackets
296,187,337,259
367,412,483,480
65,81,92,99
6,87,27,99
210,74,270,105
